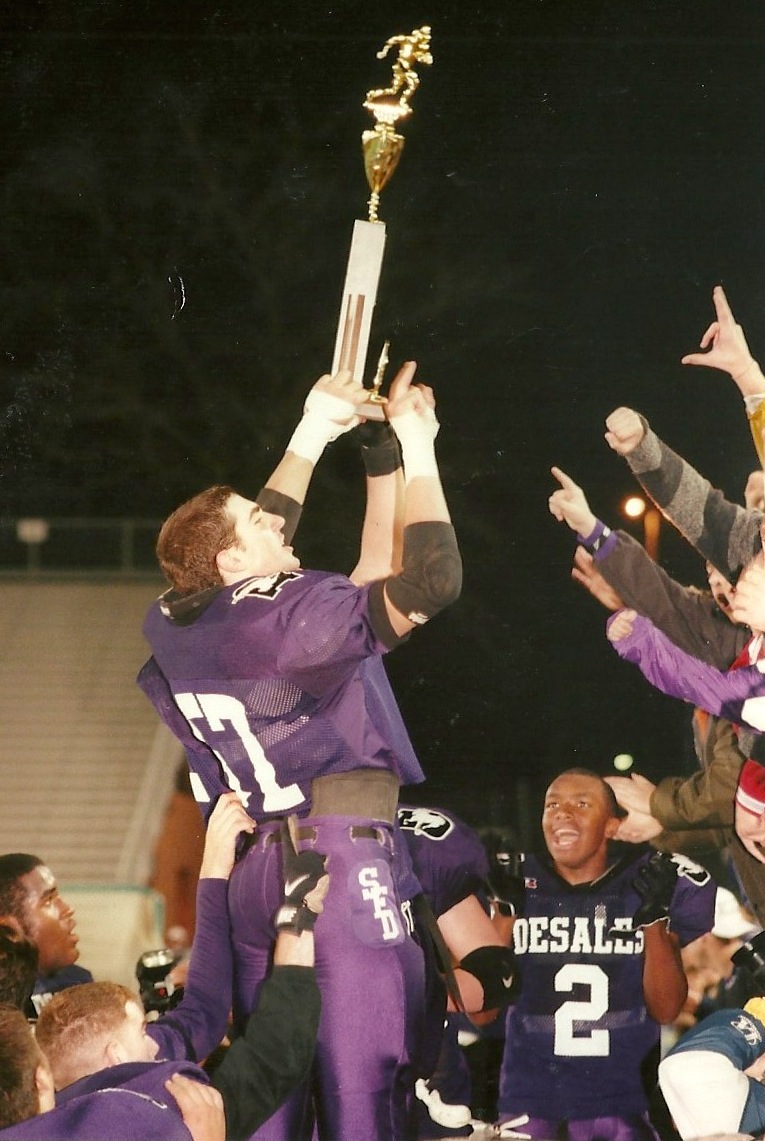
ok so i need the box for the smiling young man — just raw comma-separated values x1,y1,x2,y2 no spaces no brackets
495,768,715,1141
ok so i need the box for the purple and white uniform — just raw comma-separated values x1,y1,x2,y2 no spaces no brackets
140,570,426,1141
398,806,493,1136
140,570,424,819
497,850,715,1140
398,805,491,920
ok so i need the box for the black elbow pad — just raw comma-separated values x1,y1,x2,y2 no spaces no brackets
459,945,518,1010
386,522,462,625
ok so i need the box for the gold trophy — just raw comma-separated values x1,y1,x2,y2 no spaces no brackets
331,27,433,419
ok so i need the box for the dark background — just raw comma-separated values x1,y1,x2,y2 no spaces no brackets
2,1,763,839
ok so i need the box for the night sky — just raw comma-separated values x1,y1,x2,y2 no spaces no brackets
2,1,764,842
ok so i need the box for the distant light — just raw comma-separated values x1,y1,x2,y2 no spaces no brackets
623,496,646,519
613,753,634,772
16,518,49,544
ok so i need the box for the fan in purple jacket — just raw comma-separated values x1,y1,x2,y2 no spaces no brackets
605,608,765,854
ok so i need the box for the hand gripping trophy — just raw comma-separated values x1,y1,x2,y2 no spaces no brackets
331,26,433,418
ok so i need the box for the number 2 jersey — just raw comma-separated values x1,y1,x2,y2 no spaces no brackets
139,569,425,821
498,849,715,1120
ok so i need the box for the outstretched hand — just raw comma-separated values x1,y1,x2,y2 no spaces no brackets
571,547,625,611
606,608,637,642
548,467,597,536
305,370,369,435
200,791,256,880
386,361,439,442
681,285,760,392
275,816,330,934
165,1075,225,1141
604,772,656,816
604,408,644,456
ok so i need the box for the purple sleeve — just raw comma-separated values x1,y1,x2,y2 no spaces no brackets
277,577,388,696
137,657,231,821
667,854,717,945
148,878,232,1062
608,612,765,731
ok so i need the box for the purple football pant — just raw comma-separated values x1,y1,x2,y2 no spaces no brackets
228,814,426,1141
499,1113,660,1140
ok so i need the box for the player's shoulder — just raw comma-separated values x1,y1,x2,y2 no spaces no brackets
397,803,470,841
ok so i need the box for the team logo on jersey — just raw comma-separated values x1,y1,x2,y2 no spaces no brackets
731,1013,762,1047
348,860,405,947
668,853,711,887
396,807,454,841
231,571,302,604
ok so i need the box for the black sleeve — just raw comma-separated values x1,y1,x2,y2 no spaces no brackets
212,966,320,1141
256,488,303,545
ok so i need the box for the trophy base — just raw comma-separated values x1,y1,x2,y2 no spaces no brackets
359,397,387,422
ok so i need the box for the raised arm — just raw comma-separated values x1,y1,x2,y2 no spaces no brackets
377,363,462,638
629,854,689,1023
349,418,404,586
257,370,369,544
680,285,765,465
148,793,255,1063
549,466,743,666
210,823,328,1141
604,405,763,582
607,609,765,731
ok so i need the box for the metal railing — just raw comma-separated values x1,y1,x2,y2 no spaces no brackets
0,518,163,576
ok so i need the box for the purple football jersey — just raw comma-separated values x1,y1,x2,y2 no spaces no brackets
0,1060,202,1140
397,805,490,918
140,570,424,821
498,850,715,1120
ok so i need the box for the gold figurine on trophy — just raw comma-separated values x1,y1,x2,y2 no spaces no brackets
331,27,433,417
362,26,433,223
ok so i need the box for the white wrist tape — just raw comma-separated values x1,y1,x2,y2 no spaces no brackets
389,409,439,480
287,390,359,463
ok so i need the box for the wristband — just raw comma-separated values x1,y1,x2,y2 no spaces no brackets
274,901,320,934
356,421,402,477
389,408,440,480
287,390,359,464
578,520,611,554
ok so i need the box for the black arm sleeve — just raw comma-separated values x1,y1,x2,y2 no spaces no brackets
256,488,303,546
384,521,462,627
212,966,320,1141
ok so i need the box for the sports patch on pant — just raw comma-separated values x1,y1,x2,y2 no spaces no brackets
348,858,406,947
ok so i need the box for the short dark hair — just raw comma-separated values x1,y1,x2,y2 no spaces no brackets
156,485,239,595
0,933,38,1009
0,1003,43,1129
547,767,625,819
0,856,43,923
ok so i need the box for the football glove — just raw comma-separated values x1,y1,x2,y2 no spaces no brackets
274,816,328,935
630,851,679,930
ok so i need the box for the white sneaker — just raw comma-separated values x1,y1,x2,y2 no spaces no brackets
496,1114,531,1139
414,1079,473,1129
